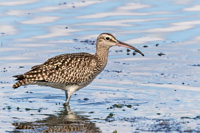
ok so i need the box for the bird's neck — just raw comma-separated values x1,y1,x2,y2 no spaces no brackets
95,46,109,66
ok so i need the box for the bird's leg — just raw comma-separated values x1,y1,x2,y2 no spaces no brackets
65,90,68,102
64,90,70,106
66,91,73,105
64,86,77,105
63,93,72,114
66,104,72,114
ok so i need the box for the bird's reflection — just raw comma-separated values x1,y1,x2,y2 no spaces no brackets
12,105,101,133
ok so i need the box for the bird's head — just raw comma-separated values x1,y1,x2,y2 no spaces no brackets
97,33,144,56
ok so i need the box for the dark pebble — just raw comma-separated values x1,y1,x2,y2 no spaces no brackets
115,50,123,52
192,64,200,67
126,105,132,108
158,52,165,56
25,108,31,111
84,98,89,101
89,111,94,114
73,39,78,42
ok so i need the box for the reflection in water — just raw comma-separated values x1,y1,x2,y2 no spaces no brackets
12,105,101,133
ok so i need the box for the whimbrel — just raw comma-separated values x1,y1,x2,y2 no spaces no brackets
13,33,144,105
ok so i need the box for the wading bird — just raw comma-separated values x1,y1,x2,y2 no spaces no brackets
13,33,144,105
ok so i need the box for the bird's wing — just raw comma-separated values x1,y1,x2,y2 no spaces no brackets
23,53,99,85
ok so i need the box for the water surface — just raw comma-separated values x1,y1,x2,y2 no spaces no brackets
0,0,200,132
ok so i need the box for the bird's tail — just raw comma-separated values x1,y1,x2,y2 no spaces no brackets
13,75,33,89
13,79,26,89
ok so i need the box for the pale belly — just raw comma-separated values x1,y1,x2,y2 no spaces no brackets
35,78,94,93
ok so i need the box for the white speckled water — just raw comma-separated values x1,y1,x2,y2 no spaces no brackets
0,0,200,132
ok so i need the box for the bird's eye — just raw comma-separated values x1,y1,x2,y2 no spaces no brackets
105,37,110,40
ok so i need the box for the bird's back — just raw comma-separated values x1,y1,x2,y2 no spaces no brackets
13,53,105,89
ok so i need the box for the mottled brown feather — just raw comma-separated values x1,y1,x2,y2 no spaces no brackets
13,52,104,88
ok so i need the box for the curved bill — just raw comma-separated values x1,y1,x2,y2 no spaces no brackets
116,40,144,56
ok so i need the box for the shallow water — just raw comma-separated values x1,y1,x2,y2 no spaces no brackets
0,0,200,132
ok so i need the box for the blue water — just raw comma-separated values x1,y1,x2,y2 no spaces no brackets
0,0,200,132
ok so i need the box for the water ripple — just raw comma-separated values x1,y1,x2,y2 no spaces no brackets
0,0,39,6
21,16,60,24
0,25,17,35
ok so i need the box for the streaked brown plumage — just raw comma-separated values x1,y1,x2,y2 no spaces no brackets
13,53,102,88
13,33,144,104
